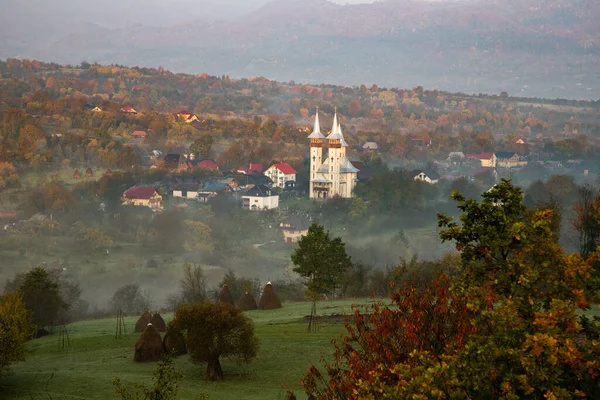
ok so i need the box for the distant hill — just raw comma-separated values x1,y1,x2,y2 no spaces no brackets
1,0,599,99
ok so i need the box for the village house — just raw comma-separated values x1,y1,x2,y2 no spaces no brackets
265,162,296,189
236,163,263,174
410,137,432,147
172,183,201,200
495,151,523,168
121,106,137,114
0,212,18,229
362,141,379,151
163,153,188,172
465,152,496,168
446,152,466,166
412,169,440,184
242,184,279,211
279,215,311,243
132,130,147,139
175,110,200,123
515,138,527,145
197,181,232,203
92,106,102,112
122,186,163,210
218,177,240,190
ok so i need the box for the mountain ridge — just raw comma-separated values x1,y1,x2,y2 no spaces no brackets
1,0,598,99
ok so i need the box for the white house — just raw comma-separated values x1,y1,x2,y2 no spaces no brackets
265,162,296,189
242,184,279,211
172,183,201,200
413,169,440,184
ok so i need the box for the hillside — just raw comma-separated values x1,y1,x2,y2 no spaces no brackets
1,0,598,99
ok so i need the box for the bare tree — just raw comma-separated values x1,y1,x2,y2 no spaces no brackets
166,264,207,310
573,184,600,258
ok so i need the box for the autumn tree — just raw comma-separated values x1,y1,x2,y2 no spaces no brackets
347,100,361,117
173,302,259,380
189,135,214,160
301,179,600,398
17,124,43,161
0,162,19,189
291,224,353,299
0,291,34,378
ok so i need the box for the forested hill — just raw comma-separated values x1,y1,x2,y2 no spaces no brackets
1,0,599,100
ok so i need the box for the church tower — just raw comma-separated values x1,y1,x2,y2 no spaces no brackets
308,107,325,199
326,110,344,196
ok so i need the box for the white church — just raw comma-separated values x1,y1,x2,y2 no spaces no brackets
308,108,359,199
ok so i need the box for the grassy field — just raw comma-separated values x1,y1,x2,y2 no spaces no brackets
1,299,382,400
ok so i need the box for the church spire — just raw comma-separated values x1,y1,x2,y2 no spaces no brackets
331,107,338,135
307,106,325,139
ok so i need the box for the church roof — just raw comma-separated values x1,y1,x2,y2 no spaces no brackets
326,112,344,141
312,175,330,183
307,109,325,139
340,158,359,173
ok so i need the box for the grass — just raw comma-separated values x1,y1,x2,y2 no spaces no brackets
2,298,381,400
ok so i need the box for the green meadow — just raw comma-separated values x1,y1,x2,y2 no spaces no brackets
2,299,381,400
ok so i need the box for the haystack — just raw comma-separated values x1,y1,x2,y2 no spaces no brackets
151,313,167,332
103,169,112,177
258,281,282,310
85,167,93,177
162,326,187,356
135,312,152,333
73,169,81,179
134,323,164,362
237,292,258,311
217,284,235,306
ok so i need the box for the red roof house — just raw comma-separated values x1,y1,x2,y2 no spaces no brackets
132,130,147,139
237,163,264,174
265,162,297,189
121,106,137,114
122,186,163,210
187,159,219,171
270,162,296,174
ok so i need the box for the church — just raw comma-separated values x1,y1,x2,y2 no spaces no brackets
308,108,359,199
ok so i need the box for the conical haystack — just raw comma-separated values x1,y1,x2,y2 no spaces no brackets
217,284,235,305
135,312,152,333
73,169,81,179
151,313,166,332
162,326,187,356
258,282,282,310
237,292,258,311
85,167,93,177
134,323,164,362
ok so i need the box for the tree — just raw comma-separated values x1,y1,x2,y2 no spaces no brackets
189,135,213,160
17,124,43,161
166,264,208,311
0,292,33,378
291,224,353,298
173,302,259,380
347,100,361,117
18,267,65,329
110,284,151,314
300,180,600,398
573,184,600,258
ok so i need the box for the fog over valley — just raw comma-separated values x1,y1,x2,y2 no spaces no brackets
1,1,600,398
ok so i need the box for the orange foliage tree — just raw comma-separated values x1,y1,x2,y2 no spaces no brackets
301,180,600,399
